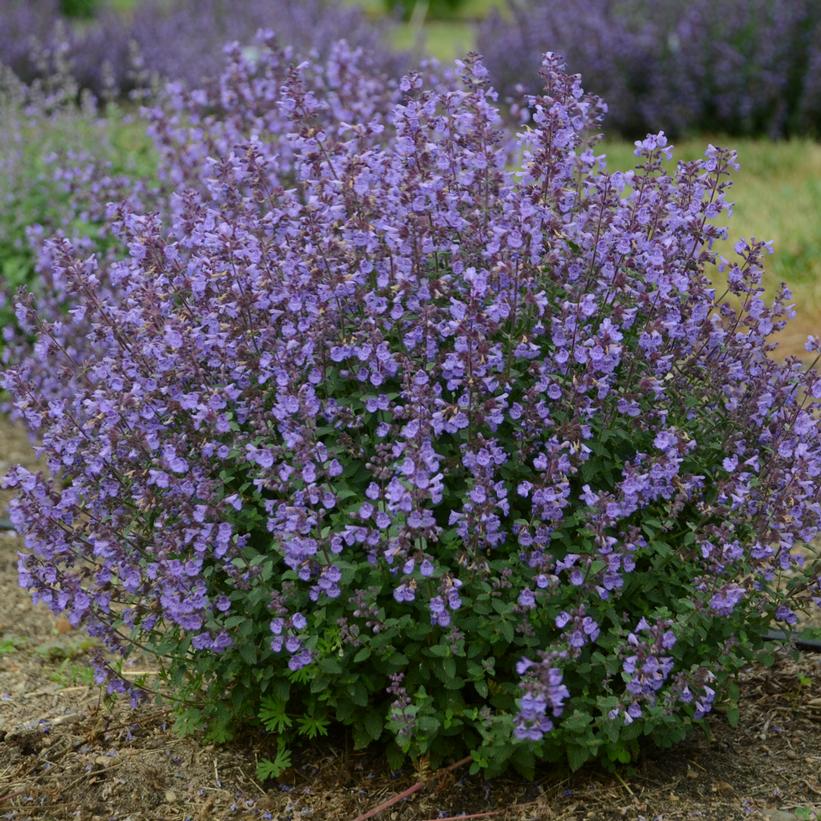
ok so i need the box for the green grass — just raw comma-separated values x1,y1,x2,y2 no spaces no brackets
0,635,28,655
390,19,476,60
353,0,504,19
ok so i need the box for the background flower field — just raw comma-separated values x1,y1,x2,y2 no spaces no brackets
0,1,819,819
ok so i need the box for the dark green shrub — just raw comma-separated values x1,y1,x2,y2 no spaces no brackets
384,0,467,21
59,0,98,18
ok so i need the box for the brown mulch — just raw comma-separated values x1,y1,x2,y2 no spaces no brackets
1,416,819,821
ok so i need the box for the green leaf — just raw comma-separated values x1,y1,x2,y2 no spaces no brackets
510,746,535,780
498,620,514,643
566,744,590,772
319,656,343,675
298,714,330,739
336,698,355,723
238,643,257,666
561,710,593,734
353,646,371,663
417,715,441,736
259,697,293,733
350,681,369,707
385,743,405,772
363,710,383,742
256,740,292,781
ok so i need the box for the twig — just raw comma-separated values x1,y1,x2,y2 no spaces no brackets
420,805,542,821
6,711,84,738
60,765,118,794
119,670,161,676
0,789,29,807
240,766,267,797
14,685,92,701
353,755,472,821
614,770,635,797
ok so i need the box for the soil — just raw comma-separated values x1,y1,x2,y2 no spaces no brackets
0,416,819,821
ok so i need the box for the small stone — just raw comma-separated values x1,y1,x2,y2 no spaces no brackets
763,811,797,821
94,755,111,767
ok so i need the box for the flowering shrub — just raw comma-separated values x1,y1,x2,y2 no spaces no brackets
4,51,820,776
0,0,134,96
144,33,415,195
478,0,821,137
0,0,402,100
4,34,412,422
125,0,404,92
0,66,153,376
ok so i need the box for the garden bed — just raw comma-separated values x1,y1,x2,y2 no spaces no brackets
1,417,819,821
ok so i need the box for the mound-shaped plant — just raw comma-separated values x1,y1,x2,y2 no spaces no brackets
0,0,404,101
4,53,820,777
478,0,821,138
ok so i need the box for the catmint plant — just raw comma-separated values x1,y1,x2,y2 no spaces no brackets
3,49,819,777
0,0,403,100
0,64,153,393
479,0,821,137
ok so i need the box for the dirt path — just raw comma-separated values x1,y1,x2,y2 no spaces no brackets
0,416,819,820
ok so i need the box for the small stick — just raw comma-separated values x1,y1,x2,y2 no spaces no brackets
419,799,544,821
420,810,510,821
614,770,635,797
60,765,117,794
238,765,267,797
352,755,472,821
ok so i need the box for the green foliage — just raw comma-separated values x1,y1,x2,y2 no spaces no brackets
256,739,293,782
49,660,96,687
384,0,467,21
150,387,795,778
34,635,98,661
0,635,27,655
59,0,98,18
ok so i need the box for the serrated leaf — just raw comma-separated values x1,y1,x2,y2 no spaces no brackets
363,710,383,741
256,740,292,781
385,743,405,772
353,646,371,663
566,744,590,772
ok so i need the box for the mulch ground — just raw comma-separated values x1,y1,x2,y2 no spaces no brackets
1,415,819,821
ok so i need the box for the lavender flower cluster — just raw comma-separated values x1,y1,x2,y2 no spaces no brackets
478,0,821,137
3,43,820,772
0,0,401,99
0,64,152,381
